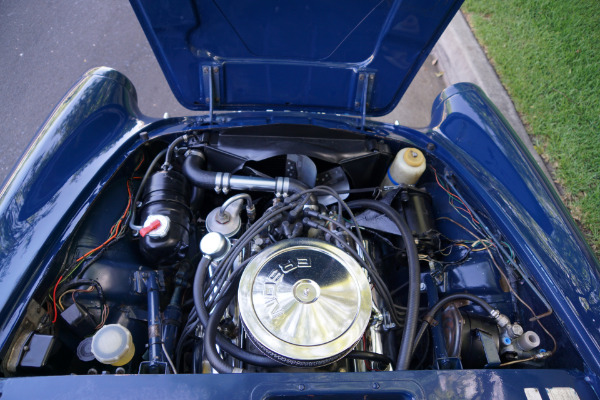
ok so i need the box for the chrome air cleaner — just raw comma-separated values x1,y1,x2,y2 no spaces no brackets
238,238,372,367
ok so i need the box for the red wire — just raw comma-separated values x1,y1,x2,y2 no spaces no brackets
51,276,63,323
134,154,145,172
362,334,372,371
431,167,462,201
53,179,134,323
432,167,480,225
75,180,132,263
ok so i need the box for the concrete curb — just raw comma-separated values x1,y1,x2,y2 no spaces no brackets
432,11,555,186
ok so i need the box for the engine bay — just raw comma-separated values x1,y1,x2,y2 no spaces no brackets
2,124,583,376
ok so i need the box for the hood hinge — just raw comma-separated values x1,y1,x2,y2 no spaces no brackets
354,71,375,130
201,64,222,125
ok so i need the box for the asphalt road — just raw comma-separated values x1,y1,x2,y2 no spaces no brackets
0,0,445,185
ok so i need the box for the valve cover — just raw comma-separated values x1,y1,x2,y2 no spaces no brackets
238,238,372,367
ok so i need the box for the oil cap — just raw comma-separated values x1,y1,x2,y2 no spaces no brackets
91,324,135,366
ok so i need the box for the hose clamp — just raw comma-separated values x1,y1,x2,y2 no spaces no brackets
275,177,290,198
185,149,205,160
214,172,232,194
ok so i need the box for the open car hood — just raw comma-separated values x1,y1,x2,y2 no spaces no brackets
130,0,462,116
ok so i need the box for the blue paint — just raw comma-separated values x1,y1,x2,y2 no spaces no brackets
0,67,146,350
0,59,598,398
386,168,399,186
129,0,463,116
0,369,597,399
423,274,451,369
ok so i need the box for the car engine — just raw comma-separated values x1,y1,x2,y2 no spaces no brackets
2,126,577,376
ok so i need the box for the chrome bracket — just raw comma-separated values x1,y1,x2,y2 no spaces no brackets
354,71,375,130
201,64,222,125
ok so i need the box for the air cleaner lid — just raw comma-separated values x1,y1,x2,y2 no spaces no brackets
238,238,372,362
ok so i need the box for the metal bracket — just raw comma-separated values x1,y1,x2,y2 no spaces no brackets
354,71,375,130
381,310,396,330
138,361,168,374
436,357,463,370
476,329,501,367
132,270,166,294
201,65,222,125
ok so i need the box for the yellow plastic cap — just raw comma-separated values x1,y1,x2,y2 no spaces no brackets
91,324,135,366
403,148,425,167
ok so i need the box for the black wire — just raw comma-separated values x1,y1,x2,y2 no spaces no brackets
413,328,431,370
285,186,365,245
346,351,393,367
129,148,168,230
303,211,402,325
56,279,106,326
346,199,421,371
412,292,495,356
75,236,126,279
205,203,295,305
304,221,402,328
360,227,404,252
162,135,189,169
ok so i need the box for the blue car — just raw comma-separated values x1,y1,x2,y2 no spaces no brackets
0,1,599,398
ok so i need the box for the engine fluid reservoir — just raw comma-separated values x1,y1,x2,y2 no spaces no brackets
381,147,426,187
238,238,372,367
138,170,191,264
91,324,135,366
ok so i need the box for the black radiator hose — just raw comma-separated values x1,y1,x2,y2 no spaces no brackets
347,199,420,371
193,257,281,368
182,150,313,201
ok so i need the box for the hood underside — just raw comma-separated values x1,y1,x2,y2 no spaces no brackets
130,0,462,116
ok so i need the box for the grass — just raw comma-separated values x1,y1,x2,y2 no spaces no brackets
462,0,600,254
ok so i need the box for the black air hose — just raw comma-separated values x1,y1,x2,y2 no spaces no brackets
347,199,420,371
182,150,314,202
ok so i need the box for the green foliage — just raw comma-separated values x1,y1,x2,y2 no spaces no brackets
463,0,600,253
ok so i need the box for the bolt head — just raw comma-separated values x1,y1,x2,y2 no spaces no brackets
511,323,524,337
